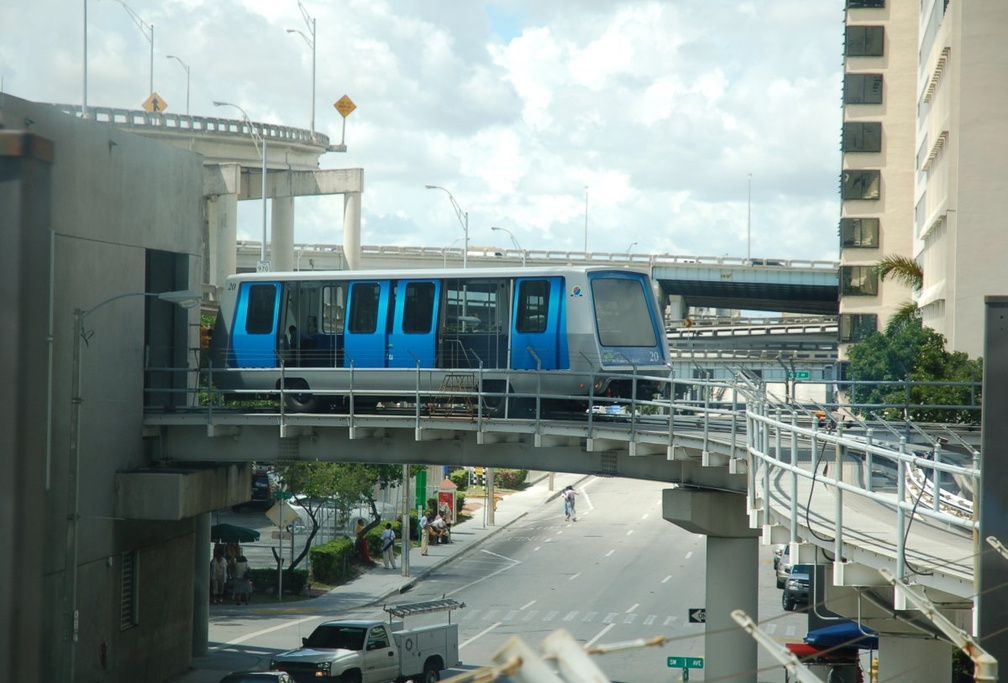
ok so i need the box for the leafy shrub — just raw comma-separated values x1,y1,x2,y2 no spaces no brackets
249,567,310,596
495,469,528,490
449,468,469,490
308,538,356,584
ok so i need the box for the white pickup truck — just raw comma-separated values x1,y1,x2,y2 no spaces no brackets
270,599,462,683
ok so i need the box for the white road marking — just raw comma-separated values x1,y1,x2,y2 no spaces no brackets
626,603,639,613
563,611,579,622
460,622,501,649
213,614,320,648
569,572,581,581
626,529,634,536
443,550,521,598
685,551,693,560
585,622,616,649
661,575,672,583
520,600,536,610
642,513,650,520
605,549,615,557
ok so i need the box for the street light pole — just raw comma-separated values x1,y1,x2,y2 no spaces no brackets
214,101,270,270
111,0,153,96
492,226,525,266
64,289,199,682
83,0,89,117
166,55,190,115
747,173,752,261
287,0,316,137
425,185,469,268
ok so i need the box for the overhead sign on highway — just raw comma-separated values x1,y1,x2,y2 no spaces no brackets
143,92,166,113
788,371,811,379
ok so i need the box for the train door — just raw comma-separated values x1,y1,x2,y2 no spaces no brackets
230,281,282,367
343,281,391,367
387,280,440,368
510,276,566,370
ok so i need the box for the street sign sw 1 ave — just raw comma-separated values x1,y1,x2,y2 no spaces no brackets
667,656,704,669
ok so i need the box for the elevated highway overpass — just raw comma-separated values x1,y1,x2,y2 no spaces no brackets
137,370,982,682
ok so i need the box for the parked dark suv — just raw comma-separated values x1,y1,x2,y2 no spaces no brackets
782,563,812,611
234,469,278,511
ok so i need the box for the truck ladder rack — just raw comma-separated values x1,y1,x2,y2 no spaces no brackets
384,598,465,622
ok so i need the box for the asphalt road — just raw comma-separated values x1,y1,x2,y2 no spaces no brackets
208,476,814,682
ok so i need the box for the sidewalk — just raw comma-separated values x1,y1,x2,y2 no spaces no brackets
170,471,588,683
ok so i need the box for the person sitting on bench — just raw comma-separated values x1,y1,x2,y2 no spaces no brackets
430,513,450,543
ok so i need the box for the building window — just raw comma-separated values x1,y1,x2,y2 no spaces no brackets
844,74,883,104
120,550,139,631
846,26,884,57
847,0,884,7
843,122,882,152
840,266,879,296
840,218,880,248
842,170,880,200
839,314,878,342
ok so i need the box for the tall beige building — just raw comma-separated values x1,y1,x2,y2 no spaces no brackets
840,0,1008,360
914,0,1008,358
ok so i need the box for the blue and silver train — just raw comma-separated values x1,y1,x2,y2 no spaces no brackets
209,266,671,414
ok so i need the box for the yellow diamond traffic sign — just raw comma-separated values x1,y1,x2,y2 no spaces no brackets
143,92,167,113
334,94,356,118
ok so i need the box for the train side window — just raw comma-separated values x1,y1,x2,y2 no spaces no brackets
348,283,380,334
403,282,435,334
246,284,277,334
516,280,549,333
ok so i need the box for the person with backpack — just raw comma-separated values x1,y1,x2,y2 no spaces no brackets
380,523,397,569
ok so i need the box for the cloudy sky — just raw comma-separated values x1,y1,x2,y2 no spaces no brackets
2,0,845,261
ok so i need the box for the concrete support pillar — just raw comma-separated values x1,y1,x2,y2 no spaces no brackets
665,294,684,323
343,191,362,270
209,193,238,298
271,194,295,272
877,635,950,682
663,488,759,682
706,536,758,682
192,513,210,656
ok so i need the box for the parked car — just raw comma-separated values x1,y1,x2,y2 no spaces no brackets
218,672,293,683
775,544,792,588
235,468,280,511
782,563,812,611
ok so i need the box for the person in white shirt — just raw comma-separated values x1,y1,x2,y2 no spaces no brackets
380,523,396,569
419,512,430,556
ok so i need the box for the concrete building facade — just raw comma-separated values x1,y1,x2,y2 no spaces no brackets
1,94,249,683
840,0,1008,359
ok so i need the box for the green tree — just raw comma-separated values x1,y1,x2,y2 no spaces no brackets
845,323,982,424
273,462,422,571
875,254,924,334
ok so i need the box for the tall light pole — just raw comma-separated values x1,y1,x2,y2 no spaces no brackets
747,172,752,261
584,185,589,254
214,101,270,270
83,0,89,116
166,55,190,115
65,289,200,682
626,241,638,254
110,0,154,96
286,0,316,136
492,226,525,266
425,185,469,268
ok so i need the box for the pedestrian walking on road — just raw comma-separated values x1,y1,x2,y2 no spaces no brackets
210,550,228,604
563,486,578,522
419,511,430,556
380,523,397,569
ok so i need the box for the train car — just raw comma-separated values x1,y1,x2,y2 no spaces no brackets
208,265,670,414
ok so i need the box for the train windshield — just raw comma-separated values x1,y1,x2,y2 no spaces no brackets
590,277,658,347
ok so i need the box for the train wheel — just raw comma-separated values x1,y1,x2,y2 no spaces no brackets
281,378,322,413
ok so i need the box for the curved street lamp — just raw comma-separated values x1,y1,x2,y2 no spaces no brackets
286,0,316,136
166,54,190,115
425,185,469,268
491,226,526,267
110,0,154,97
214,100,270,271
65,289,199,681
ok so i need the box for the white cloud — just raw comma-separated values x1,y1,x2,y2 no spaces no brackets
1,0,845,262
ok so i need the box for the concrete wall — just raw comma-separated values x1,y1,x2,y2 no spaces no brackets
1,94,205,682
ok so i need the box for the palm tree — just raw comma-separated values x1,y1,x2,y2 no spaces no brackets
875,254,924,334
876,254,923,290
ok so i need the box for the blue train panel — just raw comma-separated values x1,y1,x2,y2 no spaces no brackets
231,282,281,368
510,276,567,370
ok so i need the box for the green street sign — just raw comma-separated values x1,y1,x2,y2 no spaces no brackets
667,656,704,669
274,490,293,500
788,371,810,380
